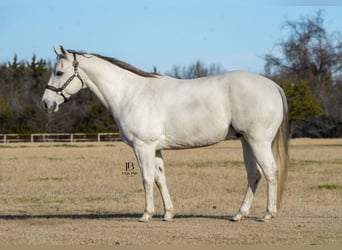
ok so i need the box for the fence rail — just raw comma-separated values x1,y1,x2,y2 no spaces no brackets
0,133,121,143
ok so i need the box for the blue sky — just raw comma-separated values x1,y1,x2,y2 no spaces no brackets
1,0,342,74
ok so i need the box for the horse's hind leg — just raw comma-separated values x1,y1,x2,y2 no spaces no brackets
248,140,278,220
154,151,174,221
231,138,262,221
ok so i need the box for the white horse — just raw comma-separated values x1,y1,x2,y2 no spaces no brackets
41,46,289,222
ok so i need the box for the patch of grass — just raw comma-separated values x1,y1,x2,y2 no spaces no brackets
81,196,108,202
14,196,65,204
291,159,342,167
14,197,43,204
56,144,80,147
0,145,29,148
45,199,64,204
43,177,64,181
292,160,320,166
186,160,243,168
38,143,96,148
30,176,70,182
331,159,342,164
47,157,64,161
316,184,342,190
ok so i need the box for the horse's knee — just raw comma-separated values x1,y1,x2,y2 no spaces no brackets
258,161,278,183
264,171,278,186
143,178,154,188
154,165,165,183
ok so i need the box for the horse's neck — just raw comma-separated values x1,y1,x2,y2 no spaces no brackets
81,57,145,114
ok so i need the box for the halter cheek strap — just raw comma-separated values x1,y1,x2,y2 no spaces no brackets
45,53,85,103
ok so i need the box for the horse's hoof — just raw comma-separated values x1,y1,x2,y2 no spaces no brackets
138,212,152,222
262,211,276,221
229,212,246,222
163,210,174,222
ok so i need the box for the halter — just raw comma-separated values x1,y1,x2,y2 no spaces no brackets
45,53,85,103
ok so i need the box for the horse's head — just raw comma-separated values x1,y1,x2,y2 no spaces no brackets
41,46,85,113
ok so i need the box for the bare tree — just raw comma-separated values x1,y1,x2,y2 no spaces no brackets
264,10,342,119
168,60,225,79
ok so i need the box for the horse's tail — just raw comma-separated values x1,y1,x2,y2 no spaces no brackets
272,86,289,209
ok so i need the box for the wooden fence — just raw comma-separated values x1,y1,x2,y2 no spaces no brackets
0,133,121,143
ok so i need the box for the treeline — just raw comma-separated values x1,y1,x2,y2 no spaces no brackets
0,11,341,137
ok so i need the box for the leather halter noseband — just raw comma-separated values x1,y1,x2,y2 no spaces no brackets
45,53,85,103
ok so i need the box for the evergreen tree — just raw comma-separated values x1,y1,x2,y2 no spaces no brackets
279,80,322,134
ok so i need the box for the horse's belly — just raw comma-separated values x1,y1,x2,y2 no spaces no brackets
159,118,229,149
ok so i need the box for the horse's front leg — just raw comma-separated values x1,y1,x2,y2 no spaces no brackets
133,144,156,222
155,151,174,221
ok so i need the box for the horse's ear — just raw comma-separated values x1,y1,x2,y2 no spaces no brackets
60,45,68,56
54,47,60,56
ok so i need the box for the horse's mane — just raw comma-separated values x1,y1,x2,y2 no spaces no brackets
68,50,159,78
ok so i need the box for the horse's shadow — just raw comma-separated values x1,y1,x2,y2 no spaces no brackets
0,213,260,222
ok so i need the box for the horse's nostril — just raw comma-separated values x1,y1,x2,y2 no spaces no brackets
41,100,57,113
41,100,48,110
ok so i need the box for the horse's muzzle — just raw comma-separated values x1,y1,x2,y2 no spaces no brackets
41,99,58,113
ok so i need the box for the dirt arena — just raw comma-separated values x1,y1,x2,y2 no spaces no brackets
0,139,341,246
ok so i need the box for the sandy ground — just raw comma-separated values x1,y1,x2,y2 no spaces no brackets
0,139,341,245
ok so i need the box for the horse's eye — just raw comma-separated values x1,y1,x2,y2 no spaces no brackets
56,71,64,76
